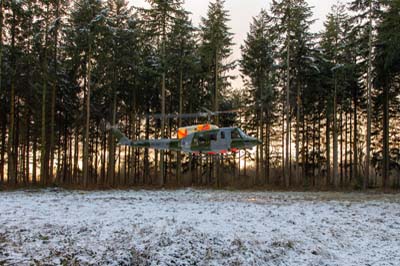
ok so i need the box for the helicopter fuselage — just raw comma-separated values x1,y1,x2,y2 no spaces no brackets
180,127,260,153
111,126,261,154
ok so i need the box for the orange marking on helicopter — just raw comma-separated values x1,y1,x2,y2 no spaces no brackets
197,124,209,131
203,124,211,130
178,128,188,139
178,124,215,139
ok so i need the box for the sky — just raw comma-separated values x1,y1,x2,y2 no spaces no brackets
130,0,351,89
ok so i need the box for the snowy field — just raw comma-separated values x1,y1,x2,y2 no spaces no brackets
0,189,399,266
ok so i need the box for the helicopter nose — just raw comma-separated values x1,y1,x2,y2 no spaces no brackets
247,137,262,146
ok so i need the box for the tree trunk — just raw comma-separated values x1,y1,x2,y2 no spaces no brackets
117,143,122,186
365,0,373,189
340,110,343,187
344,112,348,185
159,13,168,187
349,111,353,182
101,132,107,185
256,115,259,184
8,81,16,186
107,85,117,186
282,103,285,184
177,69,183,185
40,4,51,186
32,138,37,184
144,115,150,184
0,0,4,183
317,114,322,185
128,113,133,184
8,5,17,186
62,119,69,184
285,26,291,187
265,111,270,184
214,50,219,186
56,126,62,182
382,85,389,188
333,76,338,187
49,0,60,184
40,65,48,186
94,125,99,185
122,107,128,183
73,130,79,184
326,112,331,186
295,82,300,184
83,43,92,188
68,132,73,184
0,115,5,183
25,112,30,184
310,115,314,185
353,93,358,185
260,80,264,183
15,110,20,184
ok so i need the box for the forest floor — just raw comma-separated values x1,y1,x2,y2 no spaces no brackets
0,189,399,266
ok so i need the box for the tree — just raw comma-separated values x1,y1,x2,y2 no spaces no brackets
271,0,314,186
374,0,400,187
165,12,198,183
140,0,185,186
321,5,344,187
6,0,27,185
39,0,52,186
49,0,68,184
199,0,234,118
241,9,277,183
0,0,4,184
199,0,234,186
349,0,382,189
67,0,105,187
320,3,363,187
101,0,133,185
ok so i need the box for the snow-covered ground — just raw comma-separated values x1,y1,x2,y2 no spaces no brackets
0,189,399,266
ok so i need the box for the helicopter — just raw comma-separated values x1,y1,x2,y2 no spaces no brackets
109,109,262,154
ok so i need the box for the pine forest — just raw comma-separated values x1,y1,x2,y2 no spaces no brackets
1,0,400,190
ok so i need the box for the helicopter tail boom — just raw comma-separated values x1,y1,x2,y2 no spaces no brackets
110,126,180,151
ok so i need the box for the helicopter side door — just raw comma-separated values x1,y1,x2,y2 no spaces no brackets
210,129,231,152
190,131,210,152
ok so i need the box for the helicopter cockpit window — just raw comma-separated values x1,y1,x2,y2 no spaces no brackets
192,135,199,146
198,134,207,145
231,129,242,140
210,133,217,141
237,129,248,138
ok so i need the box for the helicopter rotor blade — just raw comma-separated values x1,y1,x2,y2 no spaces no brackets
214,109,241,115
146,112,208,120
143,109,239,120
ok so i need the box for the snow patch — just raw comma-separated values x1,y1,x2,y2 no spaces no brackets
0,190,399,265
